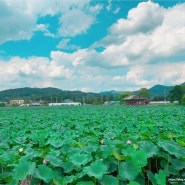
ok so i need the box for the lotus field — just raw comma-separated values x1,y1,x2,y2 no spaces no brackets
0,105,185,185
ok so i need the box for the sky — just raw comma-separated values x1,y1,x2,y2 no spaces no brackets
0,0,185,92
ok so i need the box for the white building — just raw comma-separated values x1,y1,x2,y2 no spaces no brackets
10,100,24,105
49,102,81,106
150,101,170,105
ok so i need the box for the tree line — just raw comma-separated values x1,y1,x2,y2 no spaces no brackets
0,85,185,106
118,85,185,105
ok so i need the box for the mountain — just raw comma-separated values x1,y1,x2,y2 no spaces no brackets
0,87,101,102
0,82,184,102
99,90,121,97
148,84,174,98
181,82,185,86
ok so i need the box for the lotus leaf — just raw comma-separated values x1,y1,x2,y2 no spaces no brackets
49,140,64,148
127,181,140,185
158,140,185,158
147,171,157,185
0,105,185,184
119,160,140,181
69,152,92,167
13,160,36,180
131,150,148,168
45,155,63,167
76,181,94,185
34,164,53,183
83,160,108,180
155,170,167,185
138,141,159,157
100,175,119,185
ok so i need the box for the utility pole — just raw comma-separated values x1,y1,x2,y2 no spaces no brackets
83,96,85,105
164,89,166,102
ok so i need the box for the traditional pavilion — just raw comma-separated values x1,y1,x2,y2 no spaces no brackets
123,95,150,106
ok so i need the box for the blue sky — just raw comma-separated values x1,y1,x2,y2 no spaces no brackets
0,0,185,92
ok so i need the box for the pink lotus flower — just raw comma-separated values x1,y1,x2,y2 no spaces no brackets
100,139,104,145
19,148,23,152
126,140,132,144
43,159,47,165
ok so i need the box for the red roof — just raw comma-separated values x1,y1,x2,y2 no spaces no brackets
123,95,147,100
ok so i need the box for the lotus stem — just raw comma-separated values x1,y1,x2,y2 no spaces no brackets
166,154,170,171
155,158,158,173
94,177,97,185
118,160,120,185
148,158,151,171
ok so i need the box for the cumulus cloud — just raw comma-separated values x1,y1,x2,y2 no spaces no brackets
0,49,185,92
0,0,36,44
149,3,185,57
94,1,185,68
112,63,185,90
0,1,185,92
57,8,99,37
0,0,101,43
110,1,164,35
0,56,73,89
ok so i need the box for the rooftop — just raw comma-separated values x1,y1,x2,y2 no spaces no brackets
123,95,148,100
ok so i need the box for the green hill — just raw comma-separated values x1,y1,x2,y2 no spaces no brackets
0,82,184,103
0,87,100,103
148,84,174,98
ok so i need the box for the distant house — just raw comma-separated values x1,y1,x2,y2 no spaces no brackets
104,101,120,105
30,102,41,106
49,102,81,106
123,95,150,106
10,100,24,105
150,101,170,105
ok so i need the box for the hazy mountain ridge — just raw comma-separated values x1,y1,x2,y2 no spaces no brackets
99,83,185,98
148,84,174,98
0,87,100,102
0,83,184,101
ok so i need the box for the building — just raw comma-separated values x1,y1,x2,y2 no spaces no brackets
10,100,24,105
150,101,170,105
104,101,120,105
123,95,149,106
49,102,81,106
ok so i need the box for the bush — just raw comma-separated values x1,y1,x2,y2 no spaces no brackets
0,102,6,107
181,94,185,105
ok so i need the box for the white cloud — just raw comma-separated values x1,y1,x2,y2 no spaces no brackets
106,0,112,12
94,1,185,68
80,87,93,92
112,62,185,90
113,7,120,14
149,3,185,57
0,1,185,92
0,56,73,89
52,49,92,68
110,1,164,35
0,0,101,43
58,9,95,37
34,24,55,37
0,50,185,92
0,0,36,44
57,39,80,50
